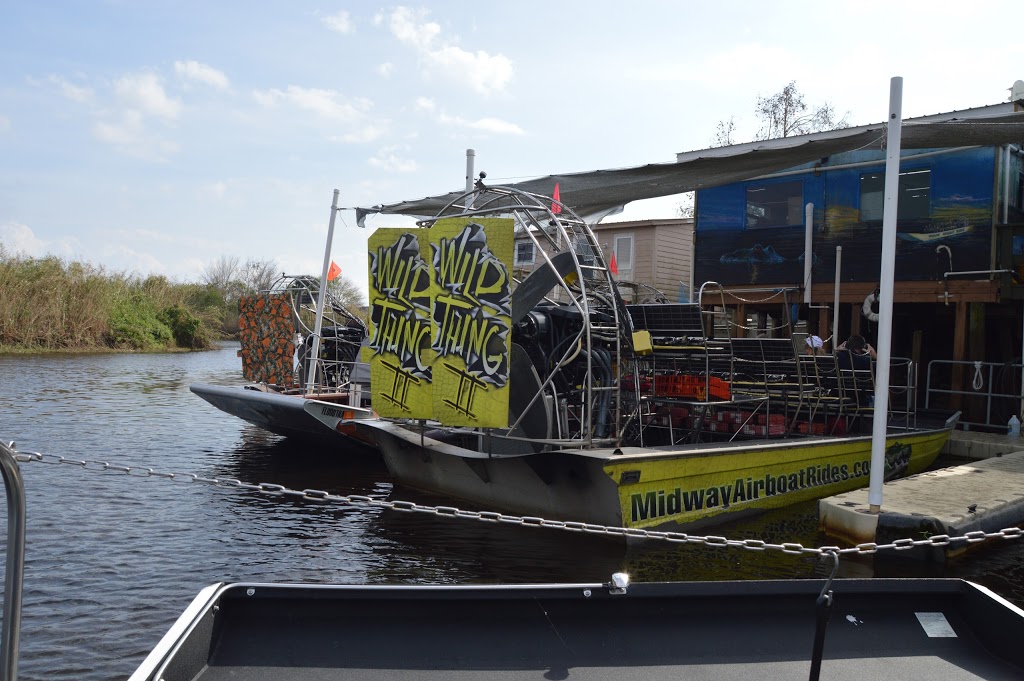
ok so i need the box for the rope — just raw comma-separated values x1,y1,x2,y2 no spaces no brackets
972,361,984,391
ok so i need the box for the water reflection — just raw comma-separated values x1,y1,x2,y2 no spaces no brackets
1,342,1024,681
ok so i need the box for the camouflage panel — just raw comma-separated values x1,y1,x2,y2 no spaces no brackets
238,294,295,386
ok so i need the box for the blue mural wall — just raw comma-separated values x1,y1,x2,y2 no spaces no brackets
694,147,996,286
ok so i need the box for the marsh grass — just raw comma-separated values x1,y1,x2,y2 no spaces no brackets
0,246,221,352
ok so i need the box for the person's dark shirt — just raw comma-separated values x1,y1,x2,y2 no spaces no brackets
836,349,871,372
836,349,873,404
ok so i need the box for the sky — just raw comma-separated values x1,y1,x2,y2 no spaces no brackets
1,1,1022,298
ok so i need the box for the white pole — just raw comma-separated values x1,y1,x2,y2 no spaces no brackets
833,246,842,351
868,77,903,512
305,189,341,393
465,148,475,210
804,203,813,306
1004,144,1011,224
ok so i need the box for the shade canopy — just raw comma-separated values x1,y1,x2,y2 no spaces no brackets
356,108,1024,226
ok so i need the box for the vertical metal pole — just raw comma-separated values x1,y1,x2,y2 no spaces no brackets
804,203,814,306
869,77,903,512
465,149,475,210
305,189,341,393
833,246,842,351
1004,144,1011,224
0,441,26,681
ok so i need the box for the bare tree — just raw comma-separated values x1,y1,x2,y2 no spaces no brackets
676,192,695,218
754,81,849,140
200,255,241,292
240,257,281,294
711,116,738,147
328,274,366,310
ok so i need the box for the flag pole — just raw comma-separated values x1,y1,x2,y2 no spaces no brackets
465,148,475,210
868,77,903,512
306,189,340,394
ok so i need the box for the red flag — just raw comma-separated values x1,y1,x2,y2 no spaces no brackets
609,252,619,276
551,182,562,214
327,260,342,281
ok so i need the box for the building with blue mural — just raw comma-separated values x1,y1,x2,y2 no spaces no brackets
696,145,1018,286
691,101,1024,427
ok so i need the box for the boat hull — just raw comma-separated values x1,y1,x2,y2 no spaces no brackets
190,383,375,448
606,427,950,530
358,419,954,532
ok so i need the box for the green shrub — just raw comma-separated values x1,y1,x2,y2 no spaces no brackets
106,296,173,350
159,304,210,349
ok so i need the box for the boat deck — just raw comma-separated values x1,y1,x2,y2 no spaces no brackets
136,579,1024,681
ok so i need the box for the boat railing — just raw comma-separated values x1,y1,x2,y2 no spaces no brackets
924,359,1023,431
298,356,369,404
623,323,921,444
355,184,629,449
0,440,26,681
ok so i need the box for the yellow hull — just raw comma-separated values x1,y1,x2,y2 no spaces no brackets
604,428,951,530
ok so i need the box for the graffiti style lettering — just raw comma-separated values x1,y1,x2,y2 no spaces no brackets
368,233,432,381
431,223,511,388
440,362,488,418
377,359,421,411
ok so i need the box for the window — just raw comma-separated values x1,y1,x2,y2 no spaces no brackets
745,181,804,229
614,234,633,274
514,240,535,265
859,169,931,221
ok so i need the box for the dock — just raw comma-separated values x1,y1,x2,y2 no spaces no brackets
819,440,1024,559
943,429,1024,459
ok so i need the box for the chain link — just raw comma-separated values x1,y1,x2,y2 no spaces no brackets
12,448,1023,558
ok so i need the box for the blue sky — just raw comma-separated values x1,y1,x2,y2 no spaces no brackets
1,1,1022,295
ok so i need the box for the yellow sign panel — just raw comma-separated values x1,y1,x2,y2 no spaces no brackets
366,229,435,419
430,218,513,427
366,219,513,427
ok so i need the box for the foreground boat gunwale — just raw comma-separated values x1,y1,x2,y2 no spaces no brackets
131,577,1024,681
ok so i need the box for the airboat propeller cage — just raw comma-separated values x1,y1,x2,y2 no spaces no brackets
365,185,632,444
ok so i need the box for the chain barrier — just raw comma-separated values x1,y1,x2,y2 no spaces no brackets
10,447,1024,559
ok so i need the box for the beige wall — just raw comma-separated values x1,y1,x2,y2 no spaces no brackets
513,217,694,302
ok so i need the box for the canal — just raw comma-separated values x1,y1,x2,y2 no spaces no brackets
1,342,1022,680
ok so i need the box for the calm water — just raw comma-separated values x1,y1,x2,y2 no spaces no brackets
1,342,1022,680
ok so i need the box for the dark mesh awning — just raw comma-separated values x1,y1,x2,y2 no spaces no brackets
355,110,1024,226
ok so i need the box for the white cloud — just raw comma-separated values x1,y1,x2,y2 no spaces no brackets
322,10,353,34
198,181,228,199
253,86,370,122
93,110,180,160
414,96,435,111
0,115,9,133
377,62,394,77
46,74,94,103
385,7,513,95
331,124,388,143
114,72,182,120
100,242,166,274
0,222,47,256
437,113,524,135
174,60,230,90
0,222,79,258
368,145,417,172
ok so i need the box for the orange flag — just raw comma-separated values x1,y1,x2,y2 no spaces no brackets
551,182,562,214
609,252,619,276
327,260,342,281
